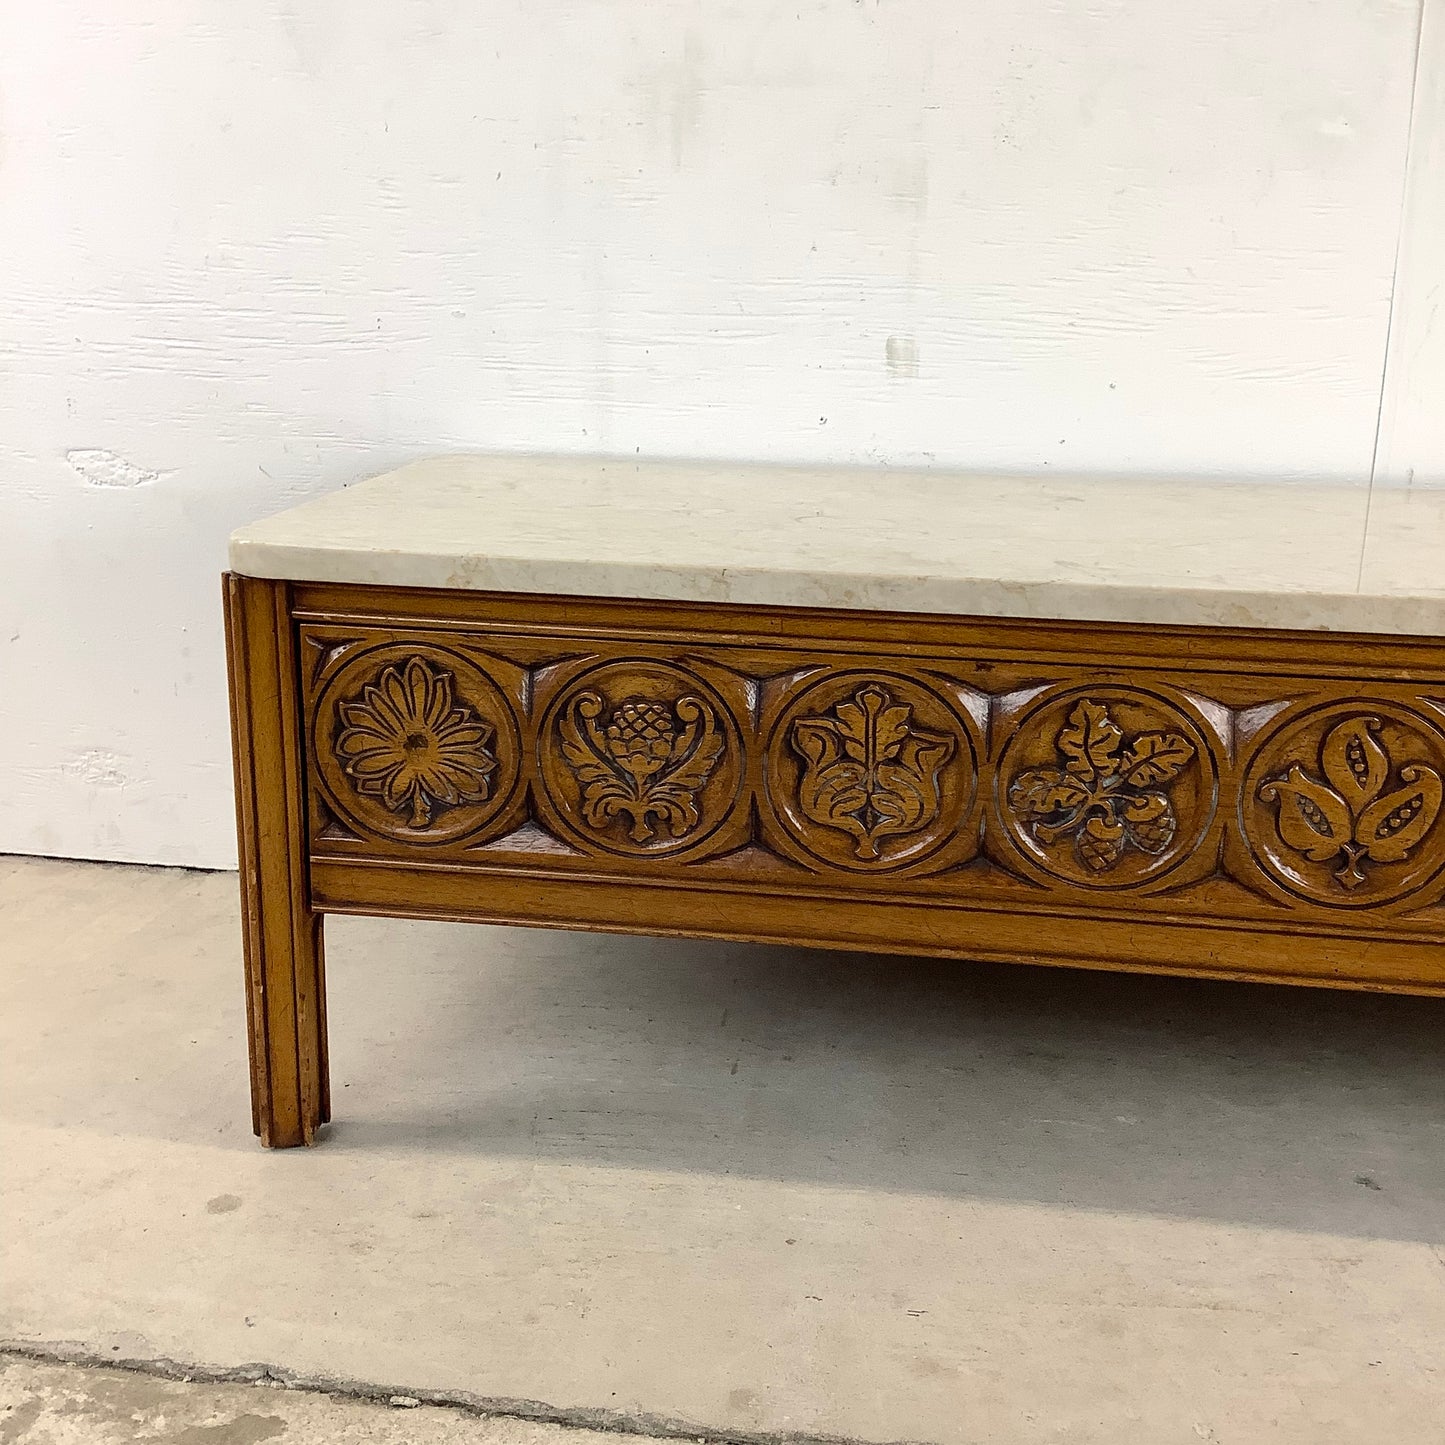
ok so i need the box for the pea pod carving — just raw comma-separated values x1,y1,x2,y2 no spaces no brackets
1259,717,1442,890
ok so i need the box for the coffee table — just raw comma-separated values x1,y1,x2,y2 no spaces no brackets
226,455,1445,1145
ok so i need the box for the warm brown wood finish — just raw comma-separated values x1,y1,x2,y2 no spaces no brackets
227,576,1445,1145
224,574,329,1147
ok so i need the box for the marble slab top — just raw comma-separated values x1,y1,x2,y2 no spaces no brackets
229,454,1445,636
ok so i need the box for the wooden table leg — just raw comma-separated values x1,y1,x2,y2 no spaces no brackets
224,574,329,1147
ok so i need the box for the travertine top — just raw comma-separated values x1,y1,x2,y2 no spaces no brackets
229,454,1445,635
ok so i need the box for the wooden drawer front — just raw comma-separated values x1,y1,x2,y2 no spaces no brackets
296,592,1445,940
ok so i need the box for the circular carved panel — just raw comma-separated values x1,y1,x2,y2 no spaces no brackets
312,644,521,845
763,672,979,873
996,685,1219,889
1241,701,1445,908
537,660,743,858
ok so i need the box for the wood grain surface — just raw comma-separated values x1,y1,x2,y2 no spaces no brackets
225,575,329,1146
294,585,1445,979
228,577,1445,1142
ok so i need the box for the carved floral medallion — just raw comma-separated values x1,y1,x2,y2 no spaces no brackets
1242,704,1445,907
538,661,743,856
997,686,1218,889
764,672,977,872
791,683,956,861
559,692,724,844
310,644,520,845
1009,700,1193,873
336,657,497,829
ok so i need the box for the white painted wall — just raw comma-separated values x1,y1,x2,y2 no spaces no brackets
1,0,1439,869
1376,0,1445,487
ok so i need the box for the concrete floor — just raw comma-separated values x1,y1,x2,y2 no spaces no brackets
2,856,1443,1445
0,1355,651,1445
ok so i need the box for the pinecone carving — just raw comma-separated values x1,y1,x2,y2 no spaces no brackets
604,700,677,781
558,691,725,845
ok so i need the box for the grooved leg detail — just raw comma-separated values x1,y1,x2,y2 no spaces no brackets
225,573,328,1147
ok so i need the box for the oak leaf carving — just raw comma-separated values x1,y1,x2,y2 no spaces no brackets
1008,699,1195,876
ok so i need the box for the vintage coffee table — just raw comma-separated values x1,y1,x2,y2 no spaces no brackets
226,455,1445,1146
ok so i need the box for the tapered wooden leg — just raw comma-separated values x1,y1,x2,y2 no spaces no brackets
224,573,329,1147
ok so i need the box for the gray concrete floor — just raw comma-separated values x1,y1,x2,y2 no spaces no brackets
2,855,1443,1444
0,1355,654,1445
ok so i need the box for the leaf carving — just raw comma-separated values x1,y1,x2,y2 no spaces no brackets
790,683,956,861
799,753,870,840
1057,701,1125,782
872,757,939,836
832,691,913,765
1006,698,1196,878
664,697,727,795
1009,768,1090,817
1259,766,1352,861
1355,765,1442,864
558,695,623,788
1321,718,1387,814
1121,733,1194,788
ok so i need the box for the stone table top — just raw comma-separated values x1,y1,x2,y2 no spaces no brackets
229,453,1445,635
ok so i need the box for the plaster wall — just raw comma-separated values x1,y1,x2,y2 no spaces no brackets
1,1,1440,866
